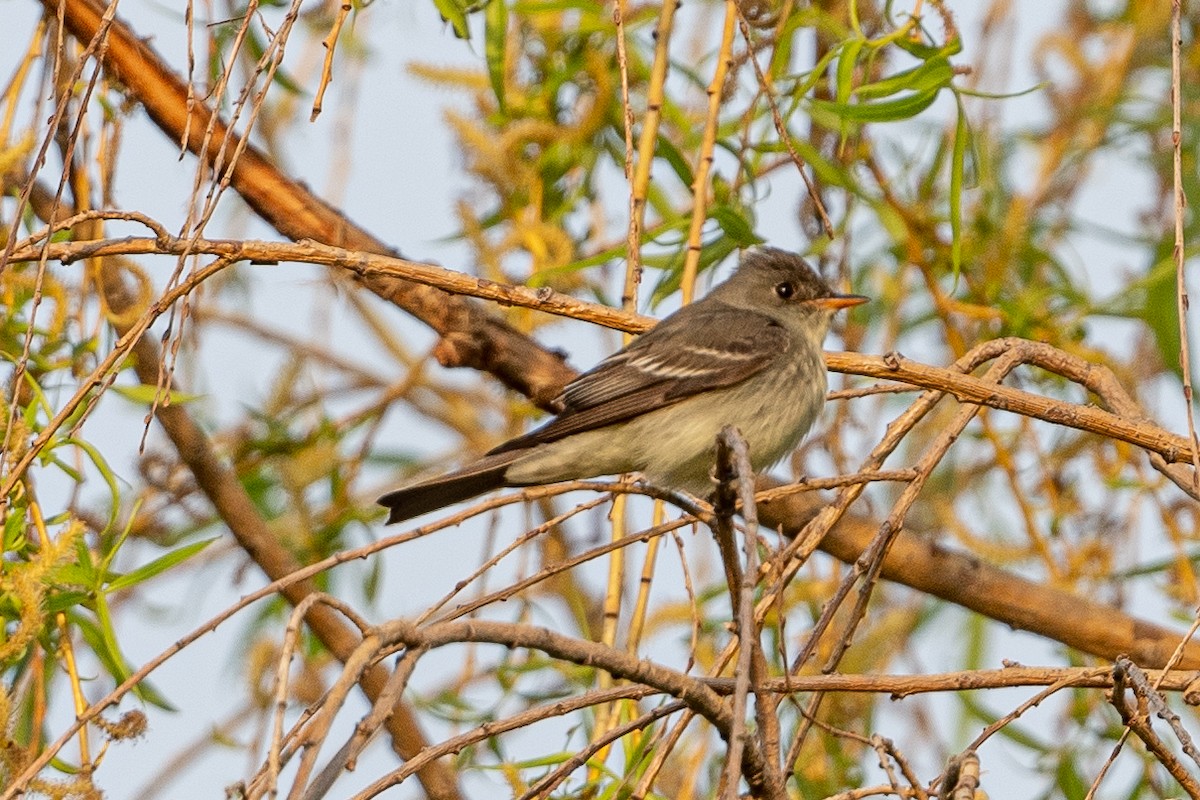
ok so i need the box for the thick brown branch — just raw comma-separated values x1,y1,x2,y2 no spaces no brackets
758,483,1200,668
13,243,1198,670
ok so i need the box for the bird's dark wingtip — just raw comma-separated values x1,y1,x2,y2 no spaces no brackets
376,453,518,525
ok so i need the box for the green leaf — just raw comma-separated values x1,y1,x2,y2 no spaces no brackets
75,607,175,709
112,384,203,406
649,237,739,307
106,538,217,593
1053,753,1089,800
786,46,842,100
513,0,611,14
22,392,39,427
363,553,383,603
61,437,121,536
854,55,954,101
1138,254,1183,380
44,455,84,483
655,134,695,188
894,30,962,60
957,81,1048,101
949,95,969,279
710,206,764,247
4,505,28,552
811,85,943,123
835,38,865,105
50,562,114,589
45,590,91,614
484,0,507,110
97,499,140,581
758,136,858,191
74,535,95,572
76,603,131,684
433,0,471,38
18,370,54,418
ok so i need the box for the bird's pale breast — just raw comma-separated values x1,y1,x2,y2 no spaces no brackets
504,342,826,495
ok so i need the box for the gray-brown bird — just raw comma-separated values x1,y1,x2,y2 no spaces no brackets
378,247,866,524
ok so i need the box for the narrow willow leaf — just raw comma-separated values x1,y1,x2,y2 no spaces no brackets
950,95,969,279
485,0,507,110
107,538,218,593
112,384,203,405
811,85,942,123
895,31,962,60
433,0,470,38
854,55,954,101
61,437,121,534
711,206,764,247
656,134,695,187
836,38,865,104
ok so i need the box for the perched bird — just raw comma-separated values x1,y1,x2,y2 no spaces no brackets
379,247,867,524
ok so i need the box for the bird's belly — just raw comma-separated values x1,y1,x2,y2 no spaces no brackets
633,369,825,492
505,357,826,495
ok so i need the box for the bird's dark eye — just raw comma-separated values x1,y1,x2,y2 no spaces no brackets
774,281,796,299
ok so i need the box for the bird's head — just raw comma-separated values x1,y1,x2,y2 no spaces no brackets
709,247,868,325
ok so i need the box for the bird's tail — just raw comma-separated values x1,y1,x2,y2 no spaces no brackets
377,451,521,525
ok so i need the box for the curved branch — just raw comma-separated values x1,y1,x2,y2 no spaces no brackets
826,345,1197,472
7,232,650,335
11,235,1194,487
372,618,768,795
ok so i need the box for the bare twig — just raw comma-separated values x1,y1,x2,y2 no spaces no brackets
1170,0,1199,495
264,593,372,799
517,701,686,800
9,235,1200,490
311,2,352,121
721,428,785,797
1107,658,1200,799
680,0,737,303
701,665,1200,697
1119,658,1200,774
713,429,753,800
734,9,832,237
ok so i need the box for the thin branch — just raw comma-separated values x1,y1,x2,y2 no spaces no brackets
700,665,1200,697
1109,658,1200,799
680,0,737,303
713,430,753,800
734,8,832,237
364,618,769,797
6,232,651,333
310,2,352,121
9,234,1200,484
1170,0,1200,495
517,701,686,800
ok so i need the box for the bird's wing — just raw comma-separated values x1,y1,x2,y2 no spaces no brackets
488,307,790,454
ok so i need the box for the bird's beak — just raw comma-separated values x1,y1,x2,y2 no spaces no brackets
809,293,869,310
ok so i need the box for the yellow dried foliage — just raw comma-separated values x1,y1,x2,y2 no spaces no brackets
0,518,84,664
